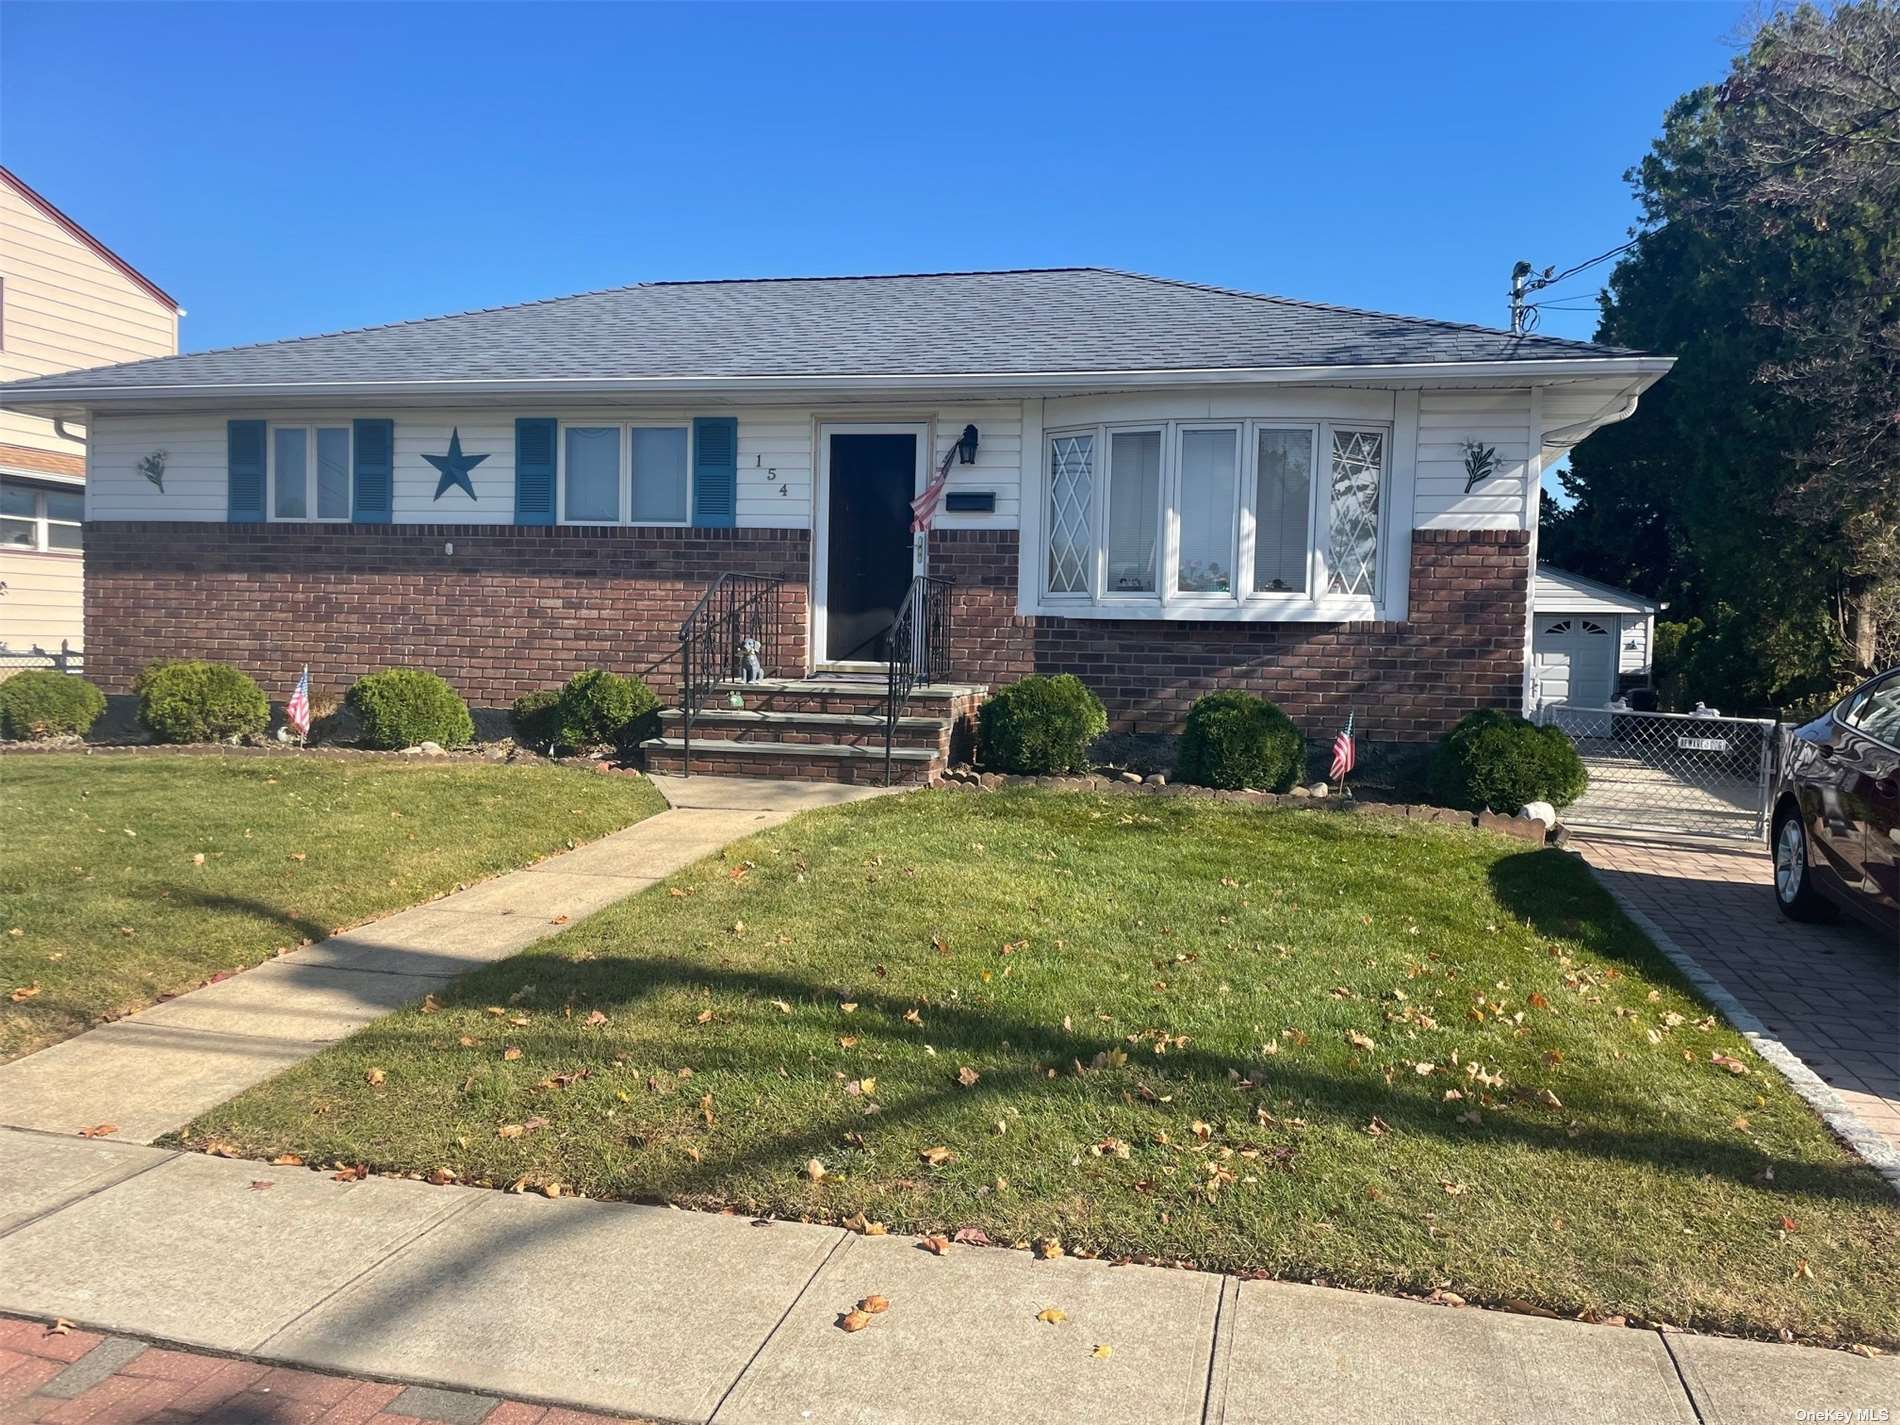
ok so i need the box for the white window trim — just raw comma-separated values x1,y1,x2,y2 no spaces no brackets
555,420,693,527
0,479,82,556
266,423,354,524
1031,417,1392,622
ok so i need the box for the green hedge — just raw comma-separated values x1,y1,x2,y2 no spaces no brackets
1428,708,1589,812
0,670,106,740
135,660,270,743
553,669,659,753
1174,690,1305,791
346,668,475,750
977,674,1107,774
510,689,561,749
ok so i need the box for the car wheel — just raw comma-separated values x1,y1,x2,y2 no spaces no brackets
1772,810,1830,922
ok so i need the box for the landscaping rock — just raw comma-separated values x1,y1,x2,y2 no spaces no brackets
1118,770,1142,784
1516,801,1557,829
1309,781,1330,797
417,741,446,755
978,773,1006,791
1477,810,1548,844
1145,773,1166,787
1290,785,1311,799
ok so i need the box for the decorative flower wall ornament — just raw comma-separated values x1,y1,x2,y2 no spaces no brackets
1461,440,1501,493
138,450,168,493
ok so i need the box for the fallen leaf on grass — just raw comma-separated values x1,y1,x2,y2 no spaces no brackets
957,1066,980,1088
1711,1052,1749,1075
9,983,41,1003
771,999,793,1014
1345,1030,1377,1052
364,1068,386,1087
586,1010,608,1026
191,853,205,866
427,1167,458,1185
332,1164,367,1182
805,1158,829,1182
903,1009,924,1026
550,914,569,925
1034,1238,1064,1260
919,1146,953,1167
498,1124,526,1140
503,1047,523,1061
1036,1307,1068,1325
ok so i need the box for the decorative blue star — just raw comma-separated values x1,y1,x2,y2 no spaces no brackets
423,427,488,501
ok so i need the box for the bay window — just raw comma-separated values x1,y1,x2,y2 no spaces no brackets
559,422,691,525
1041,418,1388,615
269,425,352,521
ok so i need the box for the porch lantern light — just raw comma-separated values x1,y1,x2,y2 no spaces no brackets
957,424,980,465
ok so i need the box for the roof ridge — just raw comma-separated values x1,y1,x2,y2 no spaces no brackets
34,268,1112,385
1097,267,1614,351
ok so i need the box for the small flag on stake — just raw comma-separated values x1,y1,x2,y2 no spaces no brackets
286,667,311,743
1330,711,1356,785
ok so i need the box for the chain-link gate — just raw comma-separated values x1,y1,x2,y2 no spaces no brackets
1537,704,1777,840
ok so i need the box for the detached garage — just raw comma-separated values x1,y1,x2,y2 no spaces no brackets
1531,565,1659,724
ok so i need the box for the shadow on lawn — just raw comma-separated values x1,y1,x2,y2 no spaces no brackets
159,885,335,950
304,944,1897,1213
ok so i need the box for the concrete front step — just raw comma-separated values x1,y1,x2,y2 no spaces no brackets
641,736,939,785
657,708,951,752
707,678,986,718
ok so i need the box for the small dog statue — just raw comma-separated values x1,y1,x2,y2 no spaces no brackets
739,637,765,683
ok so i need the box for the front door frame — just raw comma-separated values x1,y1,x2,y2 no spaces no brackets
811,421,931,672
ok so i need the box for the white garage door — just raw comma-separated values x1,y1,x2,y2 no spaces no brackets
1534,618,1615,733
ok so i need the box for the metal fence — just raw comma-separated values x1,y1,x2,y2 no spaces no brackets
1537,703,1777,840
0,645,84,679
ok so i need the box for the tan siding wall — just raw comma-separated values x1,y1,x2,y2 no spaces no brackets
0,548,82,652
0,176,178,458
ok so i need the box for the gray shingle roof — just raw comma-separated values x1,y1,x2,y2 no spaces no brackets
0,268,1651,397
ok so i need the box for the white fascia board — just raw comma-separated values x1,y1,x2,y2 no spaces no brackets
0,356,1677,415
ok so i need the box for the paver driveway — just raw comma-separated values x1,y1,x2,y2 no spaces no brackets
1575,834,1899,1152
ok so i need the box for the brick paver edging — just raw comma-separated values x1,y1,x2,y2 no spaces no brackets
1577,857,1900,1195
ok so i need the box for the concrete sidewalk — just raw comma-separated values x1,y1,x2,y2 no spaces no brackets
0,773,882,1145
0,1126,1891,1425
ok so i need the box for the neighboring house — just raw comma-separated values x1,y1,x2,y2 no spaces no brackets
1530,564,1661,726
0,267,1670,777
0,166,181,658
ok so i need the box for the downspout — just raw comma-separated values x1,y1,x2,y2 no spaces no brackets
53,417,84,444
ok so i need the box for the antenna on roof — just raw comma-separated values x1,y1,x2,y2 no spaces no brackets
1509,261,1552,337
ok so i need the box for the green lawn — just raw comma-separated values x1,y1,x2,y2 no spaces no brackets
0,753,665,1059
181,790,1900,1347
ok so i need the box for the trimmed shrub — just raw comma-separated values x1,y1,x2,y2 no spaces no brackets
135,660,270,743
346,668,475,750
1174,690,1304,791
0,670,106,740
552,669,660,753
510,689,561,750
1428,708,1589,812
977,674,1107,774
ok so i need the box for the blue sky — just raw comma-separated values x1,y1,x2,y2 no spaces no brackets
4,1,1744,359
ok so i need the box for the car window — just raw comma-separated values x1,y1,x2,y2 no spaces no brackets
1843,674,1900,746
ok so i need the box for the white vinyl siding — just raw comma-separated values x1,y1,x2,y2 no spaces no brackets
1411,389,1533,530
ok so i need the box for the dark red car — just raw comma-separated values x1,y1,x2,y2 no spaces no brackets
1771,667,1900,933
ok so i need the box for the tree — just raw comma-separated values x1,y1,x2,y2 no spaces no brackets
1548,1,1899,708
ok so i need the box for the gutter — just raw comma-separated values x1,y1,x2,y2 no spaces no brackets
0,356,1676,414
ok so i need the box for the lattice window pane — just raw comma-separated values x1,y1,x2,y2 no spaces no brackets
1047,433,1095,595
1326,429,1384,597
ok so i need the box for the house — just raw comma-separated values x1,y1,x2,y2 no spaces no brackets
0,268,1671,778
0,167,182,660
1531,564,1661,726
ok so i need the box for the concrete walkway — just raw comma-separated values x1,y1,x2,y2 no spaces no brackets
0,773,883,1145
0,1125,1891,1425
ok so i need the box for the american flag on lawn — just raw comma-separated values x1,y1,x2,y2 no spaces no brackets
286,666,311,741
1330,711,1356,783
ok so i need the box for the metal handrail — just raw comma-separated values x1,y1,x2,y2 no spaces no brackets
883,575,953,785
677,572,784,775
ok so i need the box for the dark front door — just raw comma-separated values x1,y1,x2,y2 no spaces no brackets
825,433,916,663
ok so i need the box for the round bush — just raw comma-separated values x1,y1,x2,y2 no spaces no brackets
346,668,474,750
1174,690,1304,791
977,674,1107,774
135,660,270,743
510,689,561,749
552,669,659,752
1428,708,1588,812
0,670,106,740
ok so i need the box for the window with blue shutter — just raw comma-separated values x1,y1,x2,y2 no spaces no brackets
227,420,265,523
352,418,393,523
691,416,737,528
515,417,556,525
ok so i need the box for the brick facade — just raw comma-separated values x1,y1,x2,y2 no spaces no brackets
929,527,1529,741
84,522,1526,739
82,522,810,708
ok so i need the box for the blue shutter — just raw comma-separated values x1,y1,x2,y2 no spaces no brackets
227,420,265,523
515,417,556,525
691,416,737,528
352,418,393,523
